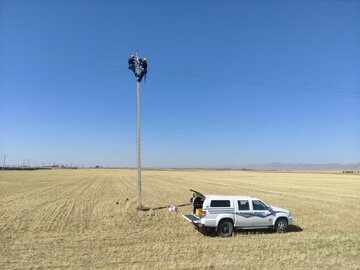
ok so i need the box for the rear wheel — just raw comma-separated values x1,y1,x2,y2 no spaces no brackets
274,218,288,233
217,220,233,237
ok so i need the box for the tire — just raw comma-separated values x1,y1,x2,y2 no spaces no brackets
217,220,233,237
274,218,288,233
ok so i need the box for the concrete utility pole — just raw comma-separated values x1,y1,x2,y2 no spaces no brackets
2,155,6,170
129,49,147,210
135,48,142,210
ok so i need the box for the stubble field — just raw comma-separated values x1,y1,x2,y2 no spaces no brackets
0,169,359,269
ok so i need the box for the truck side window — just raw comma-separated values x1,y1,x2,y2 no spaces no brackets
252,200,268,211
238,200,249,210
210,200,230,207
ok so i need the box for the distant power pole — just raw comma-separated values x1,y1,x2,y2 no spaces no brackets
2,155,6,170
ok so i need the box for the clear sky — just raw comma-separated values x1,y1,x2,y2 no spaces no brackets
1,0,359,167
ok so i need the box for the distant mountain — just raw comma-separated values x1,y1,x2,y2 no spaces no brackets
240,162,360,171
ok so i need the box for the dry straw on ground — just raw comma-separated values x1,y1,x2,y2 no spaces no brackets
0,169,359,269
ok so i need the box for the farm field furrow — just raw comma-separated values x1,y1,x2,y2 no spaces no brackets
0,169,359,269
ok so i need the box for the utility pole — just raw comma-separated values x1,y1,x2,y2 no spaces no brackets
128,49,147,210
135,48,142,210
2,155,6,170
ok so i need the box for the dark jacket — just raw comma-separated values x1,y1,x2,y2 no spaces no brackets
139,59,148,71
128,58,135,66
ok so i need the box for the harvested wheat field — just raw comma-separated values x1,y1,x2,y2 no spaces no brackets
0,169,359,269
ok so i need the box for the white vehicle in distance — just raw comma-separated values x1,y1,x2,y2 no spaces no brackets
183,190,292,237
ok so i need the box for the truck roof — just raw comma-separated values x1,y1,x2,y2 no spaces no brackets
204,195,259,201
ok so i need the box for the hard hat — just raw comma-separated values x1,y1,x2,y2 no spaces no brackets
130,54,134,58
143,57,147,61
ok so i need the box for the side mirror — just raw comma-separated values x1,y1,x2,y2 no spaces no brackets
267,206,273,211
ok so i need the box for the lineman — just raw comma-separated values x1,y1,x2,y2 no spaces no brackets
128,54,136,76
137,58,148,83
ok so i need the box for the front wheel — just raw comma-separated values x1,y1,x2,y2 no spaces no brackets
217,220,233,237
274,218,288,233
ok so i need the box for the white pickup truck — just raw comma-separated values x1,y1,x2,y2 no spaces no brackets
183,190,292,237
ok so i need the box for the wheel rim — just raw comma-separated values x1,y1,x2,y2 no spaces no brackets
222,223,230,234
278,221,286,231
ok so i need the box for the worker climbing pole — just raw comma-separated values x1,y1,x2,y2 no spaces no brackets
137,57,148,83
128,52,148,83
128,49,148,210
128,54,136,75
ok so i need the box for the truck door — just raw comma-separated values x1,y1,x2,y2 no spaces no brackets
234,200,253,227
251,200,273,227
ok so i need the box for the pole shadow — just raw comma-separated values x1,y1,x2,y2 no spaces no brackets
141,203,191,212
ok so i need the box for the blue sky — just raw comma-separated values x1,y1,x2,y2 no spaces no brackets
1,0,359,167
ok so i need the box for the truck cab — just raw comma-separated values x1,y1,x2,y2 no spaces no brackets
183,190,292,237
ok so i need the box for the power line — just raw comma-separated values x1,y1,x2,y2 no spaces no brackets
4,57,360,99
151,68,360,99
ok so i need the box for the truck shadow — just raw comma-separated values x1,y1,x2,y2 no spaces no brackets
288,224,303,233
199,224,303,237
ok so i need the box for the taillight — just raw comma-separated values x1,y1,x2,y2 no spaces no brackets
201,210,207,218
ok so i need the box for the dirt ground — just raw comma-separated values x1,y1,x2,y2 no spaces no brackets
0,169,359,269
